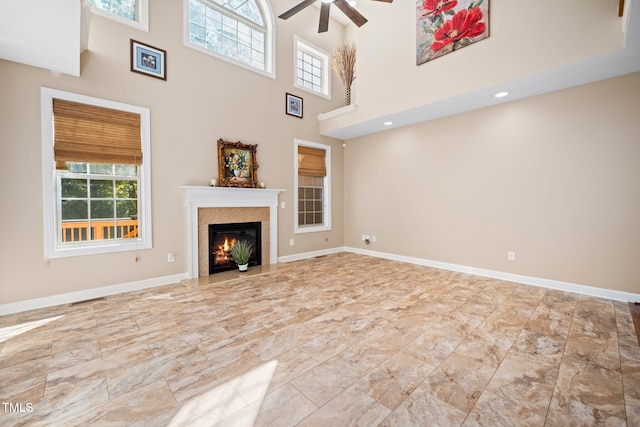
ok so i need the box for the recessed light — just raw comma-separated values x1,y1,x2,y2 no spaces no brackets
383,121,393,126
494,91,509,98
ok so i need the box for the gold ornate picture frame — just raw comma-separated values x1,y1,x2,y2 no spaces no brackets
217,139,259,188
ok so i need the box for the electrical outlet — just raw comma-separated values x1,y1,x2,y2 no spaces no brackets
290,238,295,246
362,234,366,241
167,252,175,262
281,201,286,209
507,251,516,261
371,236,376,243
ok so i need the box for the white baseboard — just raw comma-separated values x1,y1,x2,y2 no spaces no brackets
278,246,346,263
0,273,189,316
345,247,640,302
4,248,637,316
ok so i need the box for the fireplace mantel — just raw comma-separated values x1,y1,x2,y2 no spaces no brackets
181,186,285,278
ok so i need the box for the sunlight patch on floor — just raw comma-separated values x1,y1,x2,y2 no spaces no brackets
0,316,63,343
169,360,278,427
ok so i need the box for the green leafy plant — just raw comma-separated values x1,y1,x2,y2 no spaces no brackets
230,239,253,266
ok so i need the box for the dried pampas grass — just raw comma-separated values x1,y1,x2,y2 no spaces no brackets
331,42,356,94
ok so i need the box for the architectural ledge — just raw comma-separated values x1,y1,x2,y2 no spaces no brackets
317,104,357,122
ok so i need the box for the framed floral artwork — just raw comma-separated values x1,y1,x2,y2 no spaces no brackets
416,0,489,65
217,139,259,188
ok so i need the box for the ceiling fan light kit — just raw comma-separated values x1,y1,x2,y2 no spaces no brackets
279,0,393,33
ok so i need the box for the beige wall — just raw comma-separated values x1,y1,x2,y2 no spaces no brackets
323,0,626,132
0,1,345,304
345,72,640,294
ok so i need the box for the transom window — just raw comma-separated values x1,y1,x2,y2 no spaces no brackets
89,0,148,31
294,37,330,98
185,0,275,77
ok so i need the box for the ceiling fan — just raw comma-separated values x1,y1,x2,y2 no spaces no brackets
279,0,393,33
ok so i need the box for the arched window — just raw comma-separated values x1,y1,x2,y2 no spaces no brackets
185,0,275,77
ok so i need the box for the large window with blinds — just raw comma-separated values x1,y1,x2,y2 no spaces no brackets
294,139,331,233
41,88,152,258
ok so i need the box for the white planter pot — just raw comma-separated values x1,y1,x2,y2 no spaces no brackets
238,264,248,272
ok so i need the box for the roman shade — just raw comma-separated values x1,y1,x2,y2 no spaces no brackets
53,99,142,165
298,146,326,177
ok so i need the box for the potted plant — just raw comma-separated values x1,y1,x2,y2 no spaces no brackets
229,239,253,272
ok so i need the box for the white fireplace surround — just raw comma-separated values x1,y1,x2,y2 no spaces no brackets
181,186,285,278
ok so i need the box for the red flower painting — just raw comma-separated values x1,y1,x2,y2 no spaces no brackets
417,0,489,65
421,0,458,17
431,7,486,52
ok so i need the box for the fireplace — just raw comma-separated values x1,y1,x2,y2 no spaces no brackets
208,221,262,273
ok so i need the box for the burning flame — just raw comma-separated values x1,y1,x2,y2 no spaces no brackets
213,236,237,263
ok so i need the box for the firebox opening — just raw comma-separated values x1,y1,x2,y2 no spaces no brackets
208,221,262,274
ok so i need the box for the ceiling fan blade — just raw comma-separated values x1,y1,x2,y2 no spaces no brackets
318,2,331,33
370,0,394,2
278,0,318,20
334,0,368,27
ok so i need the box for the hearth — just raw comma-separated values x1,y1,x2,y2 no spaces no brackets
208,221,262,273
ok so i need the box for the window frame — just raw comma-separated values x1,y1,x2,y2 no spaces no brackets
294,139,332,234
183,0,276,79
41,87,152,259
294,36,331,99
89,0,149,32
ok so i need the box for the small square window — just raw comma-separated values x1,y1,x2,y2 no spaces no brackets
294,37,330,99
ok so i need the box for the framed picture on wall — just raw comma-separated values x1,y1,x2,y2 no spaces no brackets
286,93,303,118
217,139,259,188
130,39,167,80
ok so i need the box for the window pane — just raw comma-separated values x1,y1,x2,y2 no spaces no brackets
61,179,87,198
91,200,114,219
67,162,87,173
116,180,138,199
115,164,137,176
89,163,113,175
62,200,88,220
90,180,113,198
116,200,137,218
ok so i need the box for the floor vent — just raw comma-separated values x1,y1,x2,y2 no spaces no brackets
70,297,106,306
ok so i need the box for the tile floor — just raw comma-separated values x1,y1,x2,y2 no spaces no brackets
0,253,639,426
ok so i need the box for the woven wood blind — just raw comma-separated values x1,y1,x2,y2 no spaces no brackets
298,146,326,177
53,99,142,165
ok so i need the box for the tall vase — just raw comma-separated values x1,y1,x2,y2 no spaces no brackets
343,85,351,106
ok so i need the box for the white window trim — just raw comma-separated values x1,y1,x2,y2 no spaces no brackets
90,0,149,32
294,139,331,234
183,0,276,79
41,87,152,259
293,36,331,99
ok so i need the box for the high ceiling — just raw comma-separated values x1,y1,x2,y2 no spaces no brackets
320,0,640,140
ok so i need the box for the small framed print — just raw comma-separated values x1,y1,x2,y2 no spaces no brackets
130,39,166,80
286,93,303,118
